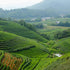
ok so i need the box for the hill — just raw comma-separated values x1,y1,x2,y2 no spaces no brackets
0,31,49,57
45,53,70,70
0,20,47,42
0,51,22,70
53,37,70,54
29,0,70,15
0,8,54,19
0,31,52,70
0,19,70,70
0,0,70,19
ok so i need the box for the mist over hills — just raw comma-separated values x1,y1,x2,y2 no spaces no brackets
29,0,70,9
0,0,70,19
29,0,70,14
0,8,58,19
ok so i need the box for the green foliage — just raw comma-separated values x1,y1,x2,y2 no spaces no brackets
25,58,40,70
0,51,10,70
34,58,57,70
45,53,70,70
6,66,10,70
0,19,70,70
0,31,49,57
0,64,3,70
0,8,58,19
2,65,7,70
53,37,70,54
55,21,70,27
0,50,4,62
37,26,70,40
54,29,70,39
35,23,44,29
0,20,47,42
19,20,36,32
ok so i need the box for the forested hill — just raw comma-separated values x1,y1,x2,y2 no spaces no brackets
0,19,47,42
0,8,58,19
0,0,70,19
29,0,70,14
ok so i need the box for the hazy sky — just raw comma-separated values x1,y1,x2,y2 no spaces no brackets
0,0,43,10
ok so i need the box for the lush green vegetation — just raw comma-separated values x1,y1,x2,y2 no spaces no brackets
0,8,58,19
29,0,70,16
1,0,70,19
0,31,49,57
45,53,70,70
0,18,70,70
55,21,70,27
53,37,70,54
0,20,47,42
31,18,70,40
0,50,11,70
31,18,70,26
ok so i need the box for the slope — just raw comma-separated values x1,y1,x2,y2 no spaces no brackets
53,37,70,54
29,0,70,14
0,50,29,70
45,53,70,70
0,31,49,57
0,20,47,42
0,8,55,19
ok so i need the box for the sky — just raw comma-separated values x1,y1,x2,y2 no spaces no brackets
0,0,43,10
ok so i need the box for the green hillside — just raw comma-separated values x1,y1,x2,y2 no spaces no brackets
0,8,57,19
0,20,47,42
0,50,11,70
0,31,49,57
45,53,70,70
0,50,28,70
29,0,70,14
0,31,51,70
53,37,70,54
0,19,70,70
0,0,70,19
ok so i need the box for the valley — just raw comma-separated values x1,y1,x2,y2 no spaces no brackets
0,0,70,69
0,17,70,70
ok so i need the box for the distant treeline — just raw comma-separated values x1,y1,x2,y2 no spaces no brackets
0,8,59,19
54,22,70,27
41,29,70,40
